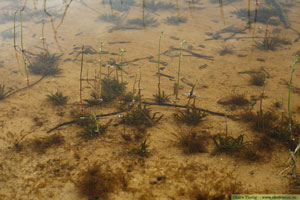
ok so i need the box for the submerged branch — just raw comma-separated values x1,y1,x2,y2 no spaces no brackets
3,76,45,99
46,101,232,133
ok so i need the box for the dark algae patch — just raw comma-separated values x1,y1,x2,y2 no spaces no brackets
31,134,65,154
76,164,128,200
176,129,208,154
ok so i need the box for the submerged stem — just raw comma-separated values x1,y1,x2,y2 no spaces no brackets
99,42,104,99
176,39,185,99
288,55,298,133
80,45,84,111
157,32,164,98
20,14,29,89
120,48,125,85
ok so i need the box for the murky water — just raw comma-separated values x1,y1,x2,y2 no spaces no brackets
1,0,299,87
1,0,299,94
1,0,300,199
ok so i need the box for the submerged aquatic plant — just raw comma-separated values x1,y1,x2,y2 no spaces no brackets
155,32,169,104
218,46,234,56
241,110,278,133
255,38,276,51
121,104,163,127
174,107,208,126
250,72,265,86
46,91,68,106
120,48,125,85
165,16,187,25
232,8,282,26
174,39,186,99
31,134,65,154
122,91,138,103
213,134,247,154
130,139,150,157
127,16,159,27
210,0,238,5
145,1,175,12
218,94,250,108
97,14,121,23
177,130,208,154
103,0,135,12
76,163,128,200
288,56,298,133
20,14,30,88
153,90,170,104
98,42,104,101
84,92,102,106
3,130,32,153
0,84,12,100
101,77,127,103
81,112,109,139
28,53,61,76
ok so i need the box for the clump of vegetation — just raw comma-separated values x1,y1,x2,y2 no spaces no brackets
70,109,110,139
218,46,234,56
81,113,110,139
145,1,176,12
255,37,291,51
121,126,147,143
46,91,68,106
165,16,187,25
101,77,127,103
31,134,65,154
174,107,208,126
130,139,150,157
256,135,275,152
127,16,159,27
210,0,238,5
239,142,262,162
241,110,278,134
71,109,91,127
153,91,170,104
213,134,247,154
28,53,61,76
104,0,135,12
218,94,250,109
190,188,226,200
188,176,244,200
97,14,121,23
0,84,12,100
177,130,208,154
122,91,138,104
241,109,299,147
2,131,31,153
232,8,282,26
84,92,102,106
250,72,265,86
121,104,163,127
118,92,139,111
76,164,128,200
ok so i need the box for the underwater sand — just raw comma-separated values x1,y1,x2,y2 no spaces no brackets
1,0,300,199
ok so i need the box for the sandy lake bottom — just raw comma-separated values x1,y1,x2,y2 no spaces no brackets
1,0,300,199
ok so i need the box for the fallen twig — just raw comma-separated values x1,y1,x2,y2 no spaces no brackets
47,101,232,133
3,76,45,99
